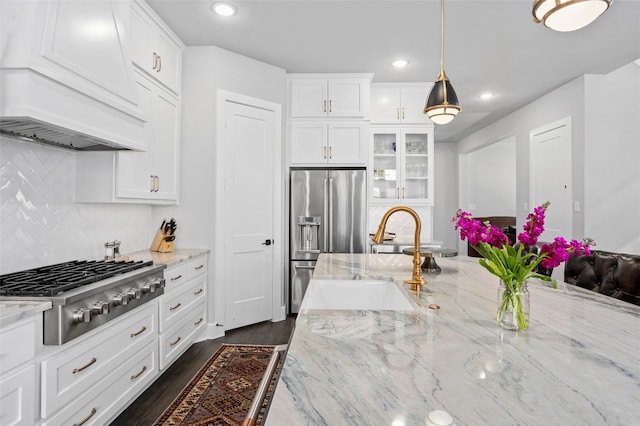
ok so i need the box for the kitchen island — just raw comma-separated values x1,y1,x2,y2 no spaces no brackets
266,253,640,425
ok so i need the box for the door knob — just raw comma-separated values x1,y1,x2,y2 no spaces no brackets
262,239,274,246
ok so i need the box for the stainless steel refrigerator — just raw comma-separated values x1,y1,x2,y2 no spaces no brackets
289,167,367,313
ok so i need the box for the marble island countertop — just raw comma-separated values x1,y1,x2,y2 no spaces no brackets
266,253,640,426
0,300,52,327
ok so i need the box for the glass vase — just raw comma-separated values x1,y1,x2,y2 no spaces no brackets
497,280,530,331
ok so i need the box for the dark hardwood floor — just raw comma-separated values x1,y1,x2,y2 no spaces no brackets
111,317,296,426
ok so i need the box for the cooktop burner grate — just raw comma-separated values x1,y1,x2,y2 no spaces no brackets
0,260,154,297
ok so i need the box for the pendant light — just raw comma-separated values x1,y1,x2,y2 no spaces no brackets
533,0,612,32
424,0,460,125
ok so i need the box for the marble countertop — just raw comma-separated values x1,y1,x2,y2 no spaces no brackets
125,248,209,267
266,253,640,426
0,301,51,327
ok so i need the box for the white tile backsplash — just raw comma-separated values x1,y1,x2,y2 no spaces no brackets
368,205,434,242
0,137,152,274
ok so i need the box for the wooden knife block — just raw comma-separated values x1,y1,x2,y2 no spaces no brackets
150,228,174,253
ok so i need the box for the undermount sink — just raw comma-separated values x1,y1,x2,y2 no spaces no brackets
301,279,414,311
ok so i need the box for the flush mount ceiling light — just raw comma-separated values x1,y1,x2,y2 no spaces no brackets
212,2,236,17
480,92,494,100
392,59,409,68
424,0,461,125
533,0,612,32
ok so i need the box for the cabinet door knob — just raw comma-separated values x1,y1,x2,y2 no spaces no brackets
152,52,157,70
323,100,327,113
150,175,155,192
402,107,405,120
329,99,332,113
323,146,327,159
396,107,400,120
329,146,333,159
157,54,162,72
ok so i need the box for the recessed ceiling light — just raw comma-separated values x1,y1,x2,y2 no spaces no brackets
392,59,409,68
212,2,236,17
480,92,494,100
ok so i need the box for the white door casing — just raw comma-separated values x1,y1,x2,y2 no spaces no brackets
530,117,572,241
215,91,284,332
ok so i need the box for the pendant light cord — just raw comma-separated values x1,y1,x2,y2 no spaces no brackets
440,0,445,75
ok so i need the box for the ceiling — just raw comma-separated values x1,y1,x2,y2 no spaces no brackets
146,0,640,143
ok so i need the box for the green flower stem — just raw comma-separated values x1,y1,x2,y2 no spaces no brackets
498,283,528,331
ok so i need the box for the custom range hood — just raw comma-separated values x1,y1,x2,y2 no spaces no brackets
0,118,134,151
0,0,147,152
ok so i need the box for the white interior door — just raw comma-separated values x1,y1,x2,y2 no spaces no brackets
223,100,275,330
530,118,572,241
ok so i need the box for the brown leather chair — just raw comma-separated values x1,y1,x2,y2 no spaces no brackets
467,216,516,257
565,250,640,306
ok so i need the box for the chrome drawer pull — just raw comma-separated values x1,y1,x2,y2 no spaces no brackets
130,326,147,337
169,302,182,311
73,407,97,426
194,288,203,295
72,357,97,374
130,365,147,380
195,264,204,270
194,317,204,325
170,336,181,347
171,274,183,281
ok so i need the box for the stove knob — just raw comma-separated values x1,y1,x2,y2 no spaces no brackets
153,278,166,289
72,308,91,324
142,283,155,293
91,301,110,315
127,288,142,300
112,293,128,306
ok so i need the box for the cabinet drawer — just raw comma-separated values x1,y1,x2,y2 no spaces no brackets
42,341,157,426
164,263,189,290
160,302,206,370
188,256,207,280
0,364,36,426
41,302,157,417
159,277,206,331
0,318,36,372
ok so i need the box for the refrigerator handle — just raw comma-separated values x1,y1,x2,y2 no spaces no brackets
323,176,329,253
328,176,334,252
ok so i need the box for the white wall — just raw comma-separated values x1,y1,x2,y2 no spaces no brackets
438,60,640,255
151,46,286,336
433,142,458,249
0,136,151,274
435,76,587,253
460,136,516,217
584,63,640,252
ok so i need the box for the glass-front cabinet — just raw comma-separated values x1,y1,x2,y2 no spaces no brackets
370,126,434,205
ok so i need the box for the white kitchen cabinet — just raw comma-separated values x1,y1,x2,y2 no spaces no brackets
0,317,39,426
41,342,157,426
0,0,147,150
129,0,183,95
40,302,158,419
290,121,368,165
158,255,208,370
370,84,433,124
75,70,180,204
289,74,372,118
370,126,434,205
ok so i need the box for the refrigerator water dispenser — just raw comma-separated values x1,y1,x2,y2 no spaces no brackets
298,216,320,252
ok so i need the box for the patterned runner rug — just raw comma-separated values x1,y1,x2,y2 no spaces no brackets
153,344,281,426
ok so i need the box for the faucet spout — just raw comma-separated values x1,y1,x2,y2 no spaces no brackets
373,206,426,290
